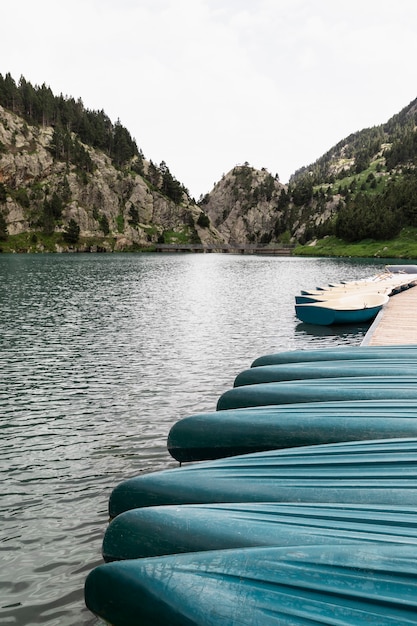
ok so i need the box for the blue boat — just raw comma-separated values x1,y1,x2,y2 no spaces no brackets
102,502,417,561
234,359,417,386
295,293,389,325
217,376,417,410
251,345,417,367
168,399,417,462
109,437,417,518
85,543,417,626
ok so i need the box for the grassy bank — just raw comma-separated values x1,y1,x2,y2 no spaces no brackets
294,228,417,259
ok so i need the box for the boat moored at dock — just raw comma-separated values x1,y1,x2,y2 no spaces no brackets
295,293,389,325
295,267,417,325
85,543,417,626
234,359,417,386
102,501,417,561
167,399,417,462
251,345,417,366
217,376,417,410
108,437,417,518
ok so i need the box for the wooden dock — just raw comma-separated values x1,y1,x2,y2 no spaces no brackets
362,286,417,346
154,243,295,255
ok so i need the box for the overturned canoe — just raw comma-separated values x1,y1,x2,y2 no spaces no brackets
295,293,389,326
234,359,417,386
217,376,417,410
168,399,417,462
85,543,417,626
102,501,417,561
251,345,417,367
109,437,417,517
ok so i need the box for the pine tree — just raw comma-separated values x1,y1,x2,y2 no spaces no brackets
0,212,8,240
63,218,80,244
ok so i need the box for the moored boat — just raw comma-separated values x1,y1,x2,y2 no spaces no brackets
251,345,417,366
216,376,417,410
295,293,389,326
296,267,417,322
233,359,417,386
85,543,417,626
167,399,417,462
102,501,417,561
109,437,417,518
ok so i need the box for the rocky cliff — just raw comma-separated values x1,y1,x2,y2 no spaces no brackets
0,104,224,252
0,101,294,251
200,164,289,244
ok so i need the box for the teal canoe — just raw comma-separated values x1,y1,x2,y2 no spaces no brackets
102,502,417,561
251,345,417,367
85,543,417,626
167,399,417,462
109,437,417,517
234,360,417,386
217,376,417,410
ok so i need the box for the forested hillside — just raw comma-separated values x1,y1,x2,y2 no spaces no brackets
0,73,187,203
0,73,224,251
286,98,417,244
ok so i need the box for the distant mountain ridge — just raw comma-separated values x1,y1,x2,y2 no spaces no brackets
1,72,417,252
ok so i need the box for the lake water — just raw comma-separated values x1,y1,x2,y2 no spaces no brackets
0,252,388,625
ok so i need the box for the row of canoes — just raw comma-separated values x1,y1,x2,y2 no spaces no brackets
87,437,417,625
85,342,417,625
295,266,417,325
167,344,417,461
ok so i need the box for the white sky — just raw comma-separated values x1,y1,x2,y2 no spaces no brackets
2,0,417,199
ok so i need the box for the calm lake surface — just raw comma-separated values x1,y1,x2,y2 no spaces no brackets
0,252,389,625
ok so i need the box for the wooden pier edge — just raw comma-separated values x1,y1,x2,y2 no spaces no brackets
362,286,417,346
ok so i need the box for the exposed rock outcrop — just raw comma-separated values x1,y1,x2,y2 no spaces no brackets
0,105,224,251
200,164,288,244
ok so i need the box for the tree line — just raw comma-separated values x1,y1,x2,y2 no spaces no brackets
0,73,186,204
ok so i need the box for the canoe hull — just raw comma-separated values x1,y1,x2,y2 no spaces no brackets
85,544,417,626
217,376,417,410
234,360,417,386
103,502,417,561
251,345,417,366
295,302,383,325
168,400,417,462
109,437,417,517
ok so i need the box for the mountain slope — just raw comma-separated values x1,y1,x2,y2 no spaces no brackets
285,98,417,244
0,73,226,252
1,72,417,252
0,103,226,251
200,164,288,244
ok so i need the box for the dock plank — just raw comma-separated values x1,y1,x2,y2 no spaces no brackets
363,286,417,346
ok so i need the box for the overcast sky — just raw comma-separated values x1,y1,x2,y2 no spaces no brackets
2,0,417,199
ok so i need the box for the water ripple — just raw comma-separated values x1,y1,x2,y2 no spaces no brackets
0,253,385,624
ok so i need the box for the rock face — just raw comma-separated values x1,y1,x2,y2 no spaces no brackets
0,106,295,252
0,105,224,251
201,164,288,244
